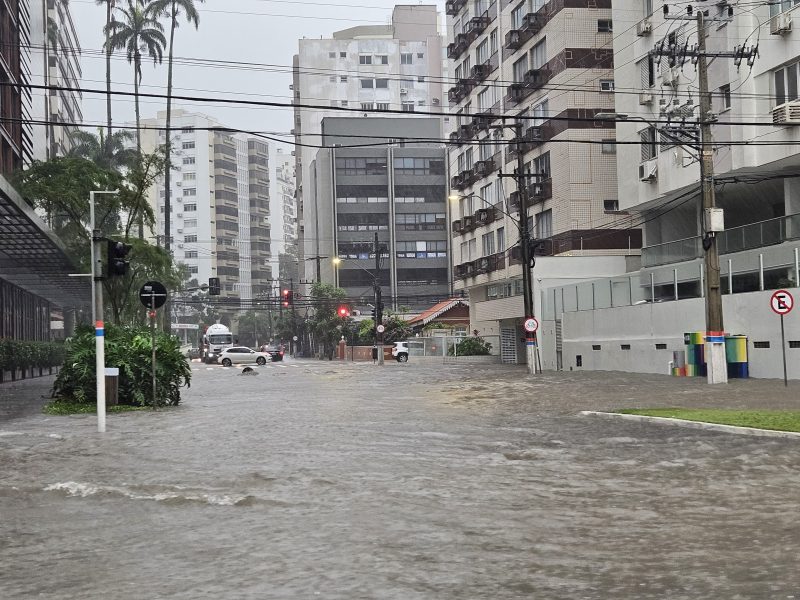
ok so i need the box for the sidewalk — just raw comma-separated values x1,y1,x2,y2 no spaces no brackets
0,376,55,423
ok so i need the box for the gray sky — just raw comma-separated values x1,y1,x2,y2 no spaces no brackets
69,0,446,148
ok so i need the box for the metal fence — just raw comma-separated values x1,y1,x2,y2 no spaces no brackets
405,335,502,364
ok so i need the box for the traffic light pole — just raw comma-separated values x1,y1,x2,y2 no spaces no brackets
374,232,384,365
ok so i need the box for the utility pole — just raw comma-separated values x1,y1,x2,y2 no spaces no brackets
290,277,297,356
696,10,726,384
374,232,384,365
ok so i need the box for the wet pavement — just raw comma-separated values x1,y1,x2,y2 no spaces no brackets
1,360,799,599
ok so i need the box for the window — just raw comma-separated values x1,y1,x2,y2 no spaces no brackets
418,76,425,83
604,199,619,212
183,172,196,181
396,241,447,258
535,209,552,239
495,227,506,252
395,213,446,231
340,76,348,82
183,157,195,165
188,266,198,274
598,19,613,32
329,51,336,58
638,55,656,89
400,78,415,89
482,232,495,256
329,76,336,82
417,53,424,59
184,235,198,243
401,102,415,112
184,203,197,212
592,345,602,351
340,51,347,58
336,157,388,175
376,55,388,64
620,344,631,350
401,53,413,64
753,341,770,349
512,4,525,29
489,29,498,54
393,157,445,175
531,152,550,178
774,62,799,107
360,78,374,89
376,103,389,111
770,0,800,17
476,39,489,66
182,141,195,150
359,55,372,65
719,84,731,110
183,188,197,197
468,238,477,260
341,100,348,106
640,127,657,161
376,78,389,88
185,251,198,259
655,343,668,350
601,139,616,154
530,39,546,70
600,79,615,92
184,219,197,228
513,56,528,82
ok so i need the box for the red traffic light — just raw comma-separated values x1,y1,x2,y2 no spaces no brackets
282,289,290,297
337,306,350,318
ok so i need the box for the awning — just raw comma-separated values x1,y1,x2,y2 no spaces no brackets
0,176,90,308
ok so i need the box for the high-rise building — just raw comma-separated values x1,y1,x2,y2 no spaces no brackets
292,5,444,284
269,147,297,291
308,117,450,309
445,0,640,363
140,110,272,301
29,0,83,161
0,0,32,174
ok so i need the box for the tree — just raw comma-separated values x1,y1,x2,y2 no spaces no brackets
308,282,349,360
382,312,412,344
68,128,137,172
235,311,272,348
96,0,116,155
149,0,204,254
105,1,166,153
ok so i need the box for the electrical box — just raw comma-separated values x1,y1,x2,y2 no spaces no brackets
705,208,725,233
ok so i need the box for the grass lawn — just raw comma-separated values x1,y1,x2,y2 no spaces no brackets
44,402,150,416
618,409,800,433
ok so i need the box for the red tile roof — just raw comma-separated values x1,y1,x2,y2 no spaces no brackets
408,298,469,326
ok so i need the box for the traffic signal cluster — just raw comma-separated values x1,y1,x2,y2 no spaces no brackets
282,289,294,308
337,305,350,318
106,240,132,278
208,277,221,296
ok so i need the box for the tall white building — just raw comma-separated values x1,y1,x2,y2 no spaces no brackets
269,147,297,260
292,5,444,282
29,0,83,161
140,109,272,301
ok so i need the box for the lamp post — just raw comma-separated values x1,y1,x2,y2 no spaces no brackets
89,189,119,433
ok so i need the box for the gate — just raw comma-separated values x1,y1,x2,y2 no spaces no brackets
500,328,517,364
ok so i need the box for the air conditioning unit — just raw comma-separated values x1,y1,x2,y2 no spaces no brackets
636,17,652,36
638,159,658,182
177,213,183,218
432,98,440,105
662,67,679,87
177,243,184,248
400,88,409,95
772,100,800,125
770,12,792,35
639,92,653,105
177,228,183,234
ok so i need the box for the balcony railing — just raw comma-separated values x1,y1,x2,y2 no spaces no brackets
504,14,544,50
445,0,468,16
448,78,475,104
641,213,800,268
447,33,470,60
454,253,506,280
509,178,553,211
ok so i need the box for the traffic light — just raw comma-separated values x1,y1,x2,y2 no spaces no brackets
208,277,221,296
106,240,132,278
282,289,294,308
337,305,350,318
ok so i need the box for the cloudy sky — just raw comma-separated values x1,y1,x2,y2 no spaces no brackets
69,0,446,148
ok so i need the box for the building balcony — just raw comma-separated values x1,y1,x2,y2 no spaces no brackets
449,131,464,147
470,61,492,84
448,78,475,104
472,157,496,181
508,178,553,211
447,33,470,60
505,70,551,105
454,253,506,280
465,12,491,37
507,125,547,159
451,219,463,235
475,205,498,226
445,0,468,16
451,169,476,191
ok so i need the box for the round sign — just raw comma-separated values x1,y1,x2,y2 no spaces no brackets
770,289,794,316
376,324,386,333
524,317,539,333
292,336,298,342
139,281,168,310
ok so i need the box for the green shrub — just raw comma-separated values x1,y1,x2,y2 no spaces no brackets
448,336,492,356
0,338,64,374
53,324,191,407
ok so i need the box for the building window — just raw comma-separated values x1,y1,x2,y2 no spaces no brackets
184,219,197,228
376,54,388,64
376,78,389,88
401,53,413,64
360,78,374,89
530,39,546,70
640,127,657,161
336,157,388,175
359,55,372,65
328,52,336,58
512,3,526,29
601,139,617,154
183,172,196,181
185,251,198,259
340,76,348,82
417,53,424,59
418,76,425,83
489,29,498,54
598,19,613,32
496,227,505,253
600,79,615,92
604,199,619,212
482,232,495,256
183,157,195,165
535,209,552,239
719,84,732,110
401,102,415,112
513,56,528,83
182,141,195,150
184,235,198,243
183,188,197,196
639,55,656,88
188,266,198,274
396,241,447,258
184,203,197,212
476,39,489,65
774,63,799,107
393,157,445,175
395,213,446,231
340,51,347,58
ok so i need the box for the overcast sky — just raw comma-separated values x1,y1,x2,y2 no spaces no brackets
69,0,446,148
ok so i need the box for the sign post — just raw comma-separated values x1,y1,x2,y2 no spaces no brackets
770,289,794,387
140,282,168,407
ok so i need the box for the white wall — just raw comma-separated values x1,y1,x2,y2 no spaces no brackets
548,289,800,379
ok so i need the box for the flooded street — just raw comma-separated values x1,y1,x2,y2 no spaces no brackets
1,361,799,599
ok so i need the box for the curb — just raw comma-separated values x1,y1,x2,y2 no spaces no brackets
580,411,800,439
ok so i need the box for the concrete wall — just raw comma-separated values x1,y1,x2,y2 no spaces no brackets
546,289,800,379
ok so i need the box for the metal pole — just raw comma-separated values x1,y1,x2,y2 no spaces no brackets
90,192,97,326
374,232,384,365
794,247,799,288
697,11,726,384
151,296,157,409
728,258,733,295
781,314,788,387
515,122,538,374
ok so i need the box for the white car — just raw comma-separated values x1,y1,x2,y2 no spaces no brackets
392,341,409,362
218,346,270,367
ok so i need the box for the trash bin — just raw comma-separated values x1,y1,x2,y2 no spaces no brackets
105,367,119,407
372,346,378,360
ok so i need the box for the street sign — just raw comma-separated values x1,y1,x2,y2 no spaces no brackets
171,323,199,330
139,281,168,309
376,324,386,333
292,336,298,342
770,289,794,315
524,317,539,333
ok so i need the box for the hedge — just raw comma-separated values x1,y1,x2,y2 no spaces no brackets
0,338,65,381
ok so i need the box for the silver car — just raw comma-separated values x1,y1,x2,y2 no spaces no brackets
218,346,269,367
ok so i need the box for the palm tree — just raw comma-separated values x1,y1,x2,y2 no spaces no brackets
95,1,116,156
149,0,203,254
104,1,166,153
68,128,137,172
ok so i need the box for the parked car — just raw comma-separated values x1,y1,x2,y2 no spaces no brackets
218,346,269,367
392,341,409,363
260,344,285,362
186,347,202,360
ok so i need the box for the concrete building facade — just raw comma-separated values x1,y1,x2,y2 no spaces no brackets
293,5,444,285
29,0,83,161
308,117,450,309
445,0,640,363
1,0,32,174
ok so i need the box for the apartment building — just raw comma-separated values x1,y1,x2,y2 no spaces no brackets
0,0,32,174
30,0,83,161
613,0,800,298
269,148,297,289
446,0,638,363
293,5,444,284
140,110,272,301
308,117,450,309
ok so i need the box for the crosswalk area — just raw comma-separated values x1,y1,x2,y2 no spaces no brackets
191,360,385,372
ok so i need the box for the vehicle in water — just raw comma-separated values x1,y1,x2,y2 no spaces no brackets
392,341,409,362
202,323,233,363
218,346,269,367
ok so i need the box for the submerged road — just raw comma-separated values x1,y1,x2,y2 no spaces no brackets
1,360,799,599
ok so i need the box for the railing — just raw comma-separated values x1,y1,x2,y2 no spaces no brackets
642,214,800,267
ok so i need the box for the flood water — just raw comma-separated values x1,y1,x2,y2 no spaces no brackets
1,361,799,599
